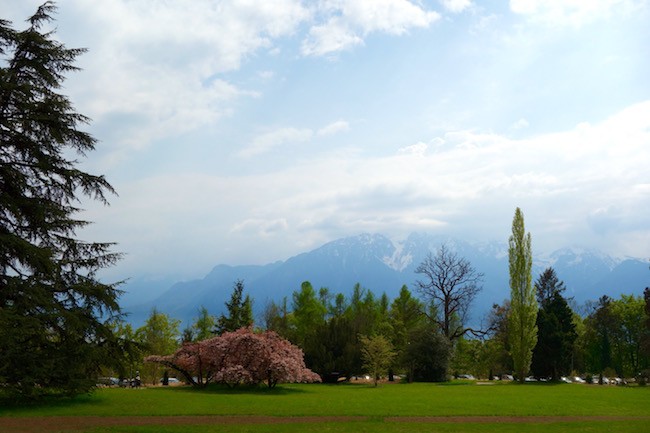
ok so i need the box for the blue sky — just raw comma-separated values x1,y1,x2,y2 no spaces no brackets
4,0,650,282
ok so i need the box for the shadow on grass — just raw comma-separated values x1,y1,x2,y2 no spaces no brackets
0,390,106,413
159,383,314,396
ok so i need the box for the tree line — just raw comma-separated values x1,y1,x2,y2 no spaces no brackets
125,210,649,387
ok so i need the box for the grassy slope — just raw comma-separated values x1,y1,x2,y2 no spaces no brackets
1,382,649,418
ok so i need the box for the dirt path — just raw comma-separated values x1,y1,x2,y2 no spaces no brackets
2,415,649,433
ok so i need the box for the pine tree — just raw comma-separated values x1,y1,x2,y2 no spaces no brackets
0,3,123,399
508,208,537,383
215,280,254,334
531,268,577,380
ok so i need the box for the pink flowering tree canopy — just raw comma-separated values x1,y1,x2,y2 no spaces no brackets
145,328,320,388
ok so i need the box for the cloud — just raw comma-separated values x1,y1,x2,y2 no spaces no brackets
398,142,428,156
82,100,650,277
510,118,530,130
301,0,440,56
317,120,350,136
439,0,473,13
238,128,314,158
237,120,350,158
11,0,444,164
35,0,312,162
509,0,644,26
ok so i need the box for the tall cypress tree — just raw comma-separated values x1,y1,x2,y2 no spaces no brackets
508,207,537,383
0,3,123,398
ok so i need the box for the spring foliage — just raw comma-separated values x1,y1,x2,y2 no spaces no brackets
145,328,321,388
508,207,537,382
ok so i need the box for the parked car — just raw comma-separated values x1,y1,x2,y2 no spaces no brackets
160,377,181,384
97,377,119,386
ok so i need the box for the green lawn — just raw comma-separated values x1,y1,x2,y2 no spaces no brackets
2,382,649,432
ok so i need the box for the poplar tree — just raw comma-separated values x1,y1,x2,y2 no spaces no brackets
0,3,123,398
508,208,537,383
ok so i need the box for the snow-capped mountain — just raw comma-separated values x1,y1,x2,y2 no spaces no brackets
122,233,649,327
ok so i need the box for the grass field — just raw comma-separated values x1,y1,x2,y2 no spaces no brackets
1,382,649,432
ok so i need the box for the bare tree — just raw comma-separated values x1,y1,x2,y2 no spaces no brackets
414,245,484,341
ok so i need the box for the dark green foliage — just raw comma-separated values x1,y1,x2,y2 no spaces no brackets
215,280,253,335
531,268,577,380
642,288,650,360
584,296,615,375
486,301,513,376
309,315,359,382
0,3,123,399
405,322,451,382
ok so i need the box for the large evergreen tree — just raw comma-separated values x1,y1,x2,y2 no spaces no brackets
531,268,577,380
0,3,123,398
508,207,537,383
215,280,254,335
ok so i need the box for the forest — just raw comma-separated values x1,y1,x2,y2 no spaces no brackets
122,256,650,388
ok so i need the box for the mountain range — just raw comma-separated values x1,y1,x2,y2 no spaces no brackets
121,233,649,327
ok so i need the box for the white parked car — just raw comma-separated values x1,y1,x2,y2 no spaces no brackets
160,377,181,384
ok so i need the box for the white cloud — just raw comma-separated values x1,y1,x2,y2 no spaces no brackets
86,100,650,275
47,0,311,161
509,0,644,26
317,120,350,136
510,118,530,130
238,127,314,158
398,142,428,155
302,0,440,56
439,0,473,14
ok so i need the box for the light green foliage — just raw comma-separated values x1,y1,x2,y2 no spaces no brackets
508,208,537,382
389,286,425,374
643,288,650,361
192,306,217,341
359,334,396,386
291,281,327,348
451,337,495,379
584,294,649,377
610,294,647,376
136,309,180,384
109,321,144,382
263,297,291,337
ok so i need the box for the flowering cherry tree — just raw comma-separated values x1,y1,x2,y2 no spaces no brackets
145,328,320,388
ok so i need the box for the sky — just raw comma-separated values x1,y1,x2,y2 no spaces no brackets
3,0,650,284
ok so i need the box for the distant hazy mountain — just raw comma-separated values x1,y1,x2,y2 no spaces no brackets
122,233,649,327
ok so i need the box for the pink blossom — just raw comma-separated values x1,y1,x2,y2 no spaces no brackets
146,328,321,388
